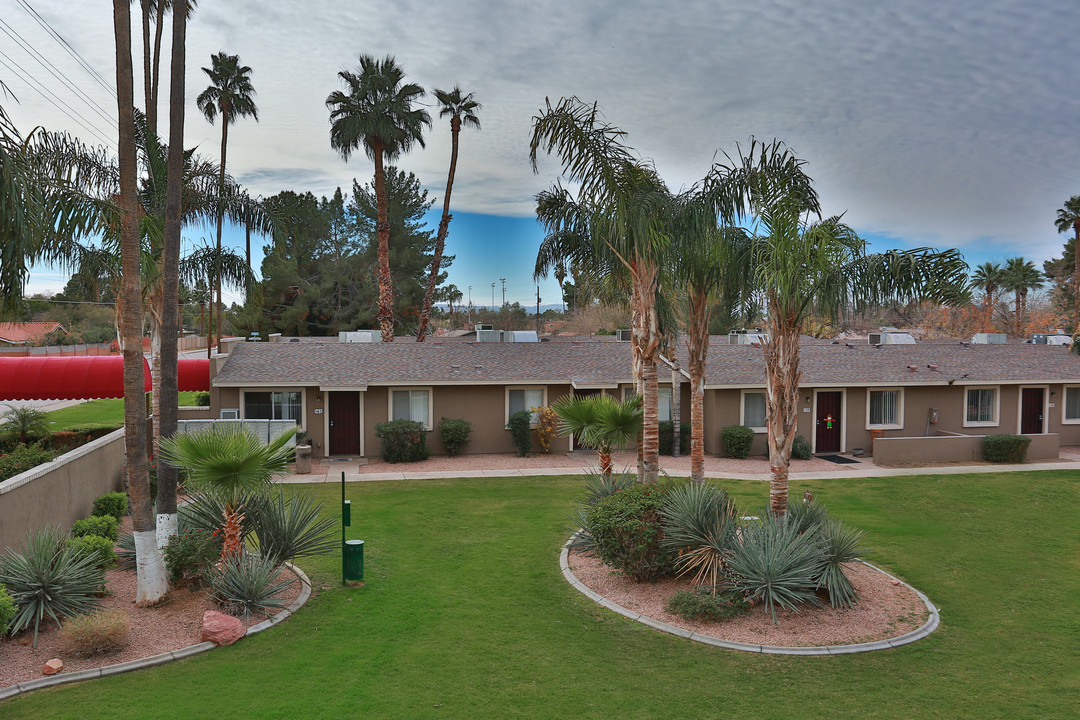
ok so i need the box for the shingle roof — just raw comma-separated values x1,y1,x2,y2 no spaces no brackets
213,339,673,387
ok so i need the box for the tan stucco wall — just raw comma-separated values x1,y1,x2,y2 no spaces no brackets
873,432,1059,466
0,429,126,551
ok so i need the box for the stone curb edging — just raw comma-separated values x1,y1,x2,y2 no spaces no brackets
559,532,940,656
0,562,312,702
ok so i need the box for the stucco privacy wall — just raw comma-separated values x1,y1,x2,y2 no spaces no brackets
873,433,1059,466
0,428,125,551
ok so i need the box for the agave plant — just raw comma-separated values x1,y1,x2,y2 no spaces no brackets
660,482,739,592
815,518,867,609
248,489,338,566
209,553,295,618
727,515,824,624
0,526,104,647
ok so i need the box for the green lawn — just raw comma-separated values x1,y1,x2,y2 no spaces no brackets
4,470,1079,719
45,393,200,430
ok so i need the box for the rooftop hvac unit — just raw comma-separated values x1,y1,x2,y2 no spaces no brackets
475,323,493,332
476,329,503,342
505,330,539,343
869,331,916,345
733,332,768,345
1032,333,1072,346
339,330,375,343
971,333,1007,345
616,329,632,342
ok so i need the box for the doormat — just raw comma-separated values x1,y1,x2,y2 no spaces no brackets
818,455,860,464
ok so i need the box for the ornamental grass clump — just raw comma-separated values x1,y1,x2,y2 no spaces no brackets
665,588,749,622
248,489,338,566
59,608,129,657
0,526,103,647
210,553,295,618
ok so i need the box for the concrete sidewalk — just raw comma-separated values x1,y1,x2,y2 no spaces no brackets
277,454,1080,485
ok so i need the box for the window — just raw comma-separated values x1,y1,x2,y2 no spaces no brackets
741,391,767,431
622,386,672,421
867,389,903,429
243,391,302,421
390,388,431,429
508,387,546,424
1064,386,1080,423
964,387,998,426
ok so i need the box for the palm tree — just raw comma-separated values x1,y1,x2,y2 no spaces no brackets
417,87,481,342
712,139,969,516
1002,257,1044,335
552,393,642,480
196,51,259,349
160,425,296,561
971,261,1004,331
327,54,430,342
113,0,168,605
1054,196,1080,331
530,97,673,482
0,405,51,444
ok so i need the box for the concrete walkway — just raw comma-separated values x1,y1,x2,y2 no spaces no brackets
277,452,1080,485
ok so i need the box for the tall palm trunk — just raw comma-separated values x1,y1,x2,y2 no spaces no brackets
417,116,460,342
215,114,230,350
372,141,394,342
763,306,802,517
670,357,681,458
1073,219,1079,331
157,0,186,548
630,261,661,482
149,0,165,135
113,0,167,605
687,289,709,482
141,0,152,131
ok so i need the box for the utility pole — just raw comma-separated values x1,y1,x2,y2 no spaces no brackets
468,286,472,327
491,282,495,310
536,286,541,334
500,278,507,306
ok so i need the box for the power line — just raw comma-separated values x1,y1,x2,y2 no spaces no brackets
16,0,117,100
0,17,116,129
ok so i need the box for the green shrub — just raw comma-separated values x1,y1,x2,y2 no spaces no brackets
67,535,117,569
0,442,56,482
665,588,749,621
0,583,15,636
983,434,1032,463
163,529,220,585
59,608,129,657
507,410,533,456
64,423,122,440
660,482,739,588
439,417,472,456
570,468,637,550
72,515,119,542
248,489,338,566
586,479,682,582
727,515,824,624
92,491,129,521
815,519,867,609
0,526,104,647
193,391,211,406
210,553,295,618
720,425,754,459
375,419,430,463
792,434,812,460
658,421,691,455
46,430,83,453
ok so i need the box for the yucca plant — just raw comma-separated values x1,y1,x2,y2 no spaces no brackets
160,425,296,561
0,526,104,647
179,490,258,542
815,518,867,608
660,482,739,591
210,553,295,618
248,489,338,566
727,515,824,624
784,497,831,534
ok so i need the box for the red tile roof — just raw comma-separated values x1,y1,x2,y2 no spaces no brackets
0,322,66,345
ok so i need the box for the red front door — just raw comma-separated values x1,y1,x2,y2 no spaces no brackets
329,391,361,455
815,391,842,453
1020,388,1044,434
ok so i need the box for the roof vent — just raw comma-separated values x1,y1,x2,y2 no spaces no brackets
927,364,939,371
289,338,299,343
906,364,918,371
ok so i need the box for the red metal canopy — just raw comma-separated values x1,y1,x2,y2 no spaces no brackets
178,358,210,392
0,356,151,401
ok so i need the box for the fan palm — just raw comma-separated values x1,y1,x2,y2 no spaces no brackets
711,139,969,516
553,393,642,480
0,405,51,444
160,425,297,561
196,51,259,347
327,55,430,342
1054,196,1080,331
417,86,481,342
1001,257,1044,335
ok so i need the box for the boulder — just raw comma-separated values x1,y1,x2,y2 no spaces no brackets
200,610,245,646
42,658,63,675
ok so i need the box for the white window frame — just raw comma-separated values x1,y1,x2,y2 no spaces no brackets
1061,385,1080,425
239,388,305,423
740,389,768,433
622,385,673,422
865,387,904,430
506,386,547,426
962,385,1000,428
388,387,433,430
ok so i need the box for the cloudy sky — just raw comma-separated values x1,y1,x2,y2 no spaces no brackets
4,0,1080,306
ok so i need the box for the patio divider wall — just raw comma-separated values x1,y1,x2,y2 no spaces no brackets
873,433,1059,466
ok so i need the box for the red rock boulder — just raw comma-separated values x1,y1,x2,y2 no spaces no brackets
43,658,63,675
200,610,245,646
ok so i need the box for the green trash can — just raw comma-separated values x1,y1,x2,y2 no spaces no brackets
344,539,364,581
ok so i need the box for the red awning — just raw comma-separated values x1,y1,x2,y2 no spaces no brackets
178,359,210,392
0,356,151,401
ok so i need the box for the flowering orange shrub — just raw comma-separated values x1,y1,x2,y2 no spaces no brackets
532,406,559,454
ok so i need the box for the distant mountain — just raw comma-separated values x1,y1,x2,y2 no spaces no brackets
432,303,565,315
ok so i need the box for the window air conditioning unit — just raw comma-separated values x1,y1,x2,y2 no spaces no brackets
616,329,632,342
